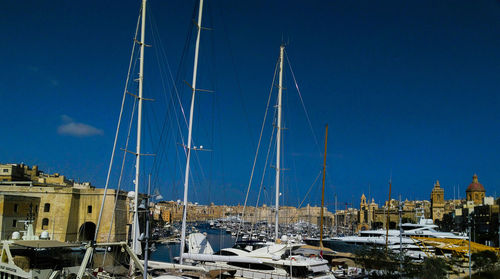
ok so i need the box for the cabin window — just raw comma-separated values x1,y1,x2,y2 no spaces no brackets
290,266,311,277
42,218,49,230
87,205,92,214
227,262,275,271
44,203,50,212
12,220,17,227
218,250,238,256
14,204,18,213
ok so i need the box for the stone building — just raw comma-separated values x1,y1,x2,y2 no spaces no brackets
0,164,38,182
431,180,445,222
357,194,378,231
0,163,133,242
153,201,332,226
0,184,130,242
0,195,40,240
466,174,486,205
0,164,72,186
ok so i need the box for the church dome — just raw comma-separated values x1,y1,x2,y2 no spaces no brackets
466,174,485,192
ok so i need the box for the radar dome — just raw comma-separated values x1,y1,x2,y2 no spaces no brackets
11,232,20,240
40,231,50,239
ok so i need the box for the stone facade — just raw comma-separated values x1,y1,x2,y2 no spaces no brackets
431,180,445,222
153,201,333,226
0,163,75,187
357,194,379,231
0,195,40,240
0,184,131,242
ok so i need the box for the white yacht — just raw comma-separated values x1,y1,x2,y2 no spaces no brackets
353,218,466,240
323,218,465,259
328,234,427,259
183,233,336,279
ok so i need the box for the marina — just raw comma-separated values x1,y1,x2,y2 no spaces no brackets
2,0,500,278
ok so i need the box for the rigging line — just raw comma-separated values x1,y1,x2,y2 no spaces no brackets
172,4,198,131
282,180,322,225
149,10,204,198
149,3,196,159
208,75,215,204
251,106,277,233
236,58,280,240
284,50,320,150
285,50,337,209
282,78,300,207
148,4,173,109
144,108,157,174
214,79,227,205
188,21,214,195
94,9,141,243
297,170,323,210
103,98,138,265
159,10,213,193
147,13,188,193
206,1,217,204
147,10,176,172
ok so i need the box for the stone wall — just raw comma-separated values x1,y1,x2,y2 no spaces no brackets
0,185,131,242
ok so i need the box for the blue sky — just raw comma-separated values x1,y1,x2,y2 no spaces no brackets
1,0,499,209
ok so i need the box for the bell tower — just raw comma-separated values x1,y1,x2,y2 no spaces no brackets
430,180,445,222
357,194,371,231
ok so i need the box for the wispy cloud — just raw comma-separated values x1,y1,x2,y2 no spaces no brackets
57,115,103,137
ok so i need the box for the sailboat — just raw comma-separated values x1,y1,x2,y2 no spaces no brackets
74,0,150,277
180,45,336,279
73,0,212,278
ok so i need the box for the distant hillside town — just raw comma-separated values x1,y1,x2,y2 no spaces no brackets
0,163,498,246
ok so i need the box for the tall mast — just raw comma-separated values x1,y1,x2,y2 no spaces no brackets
320,124,328,249
179,0,204,264
132,0,147,257
275,45,284,241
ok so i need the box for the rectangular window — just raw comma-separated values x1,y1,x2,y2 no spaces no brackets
44,203,50,212
42,218,49,230
12,220,16,227
14,204,18,213
2,169,8,173
87,205,92,214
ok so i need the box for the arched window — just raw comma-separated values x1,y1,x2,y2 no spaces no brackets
42,218,49,230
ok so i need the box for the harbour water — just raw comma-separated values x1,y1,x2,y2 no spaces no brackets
150,227,235,263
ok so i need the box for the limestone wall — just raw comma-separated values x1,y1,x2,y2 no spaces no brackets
0,186,130,242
